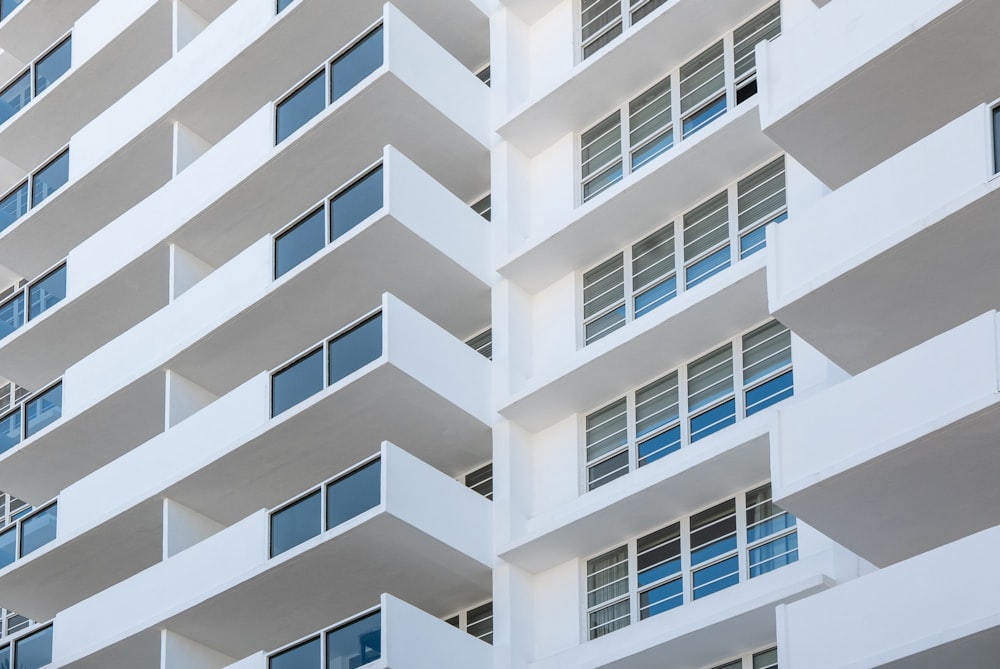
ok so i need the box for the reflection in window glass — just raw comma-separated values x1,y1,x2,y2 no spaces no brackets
275,71,325,144
269,637,320,669
35,36,72,95
0,410,20,455
0,0,24,20
274,207,325,278
0,182,27,232
270,490,320,558
28,264,66,320
31,150,69,208
0,71,29,125
24,383,61,438
328,313,382,385
271,348,323,416
19,504,56,557
331,167,382,240
0,527,14,569
326,460,380,530
331,26,383,102
0,293,23,338
326,611,381,669
15,625,53,669
276,0,295,13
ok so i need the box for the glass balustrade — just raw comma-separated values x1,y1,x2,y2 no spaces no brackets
0,381,62,456
0,148,70,234
0,502,56,570
0,35,72,125
269,610,381,669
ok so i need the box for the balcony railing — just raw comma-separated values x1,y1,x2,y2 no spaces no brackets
0,147,69,233
0,623,51,669
268,607,381,669
0,262,66,339
0,380,62,455
269,455,381,558
270,310,382,417
275,23,384,144
0,33,71,125
0,501,55,569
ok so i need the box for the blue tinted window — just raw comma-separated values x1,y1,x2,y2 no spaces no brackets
639,578,682,619
327,460,380,530
271,348,323,416
269,637,320,669
19,504,56,557
0,644,7,669
25,383,61,438
332,26,383,102
270,490,320,558
0,182,28,232
685,246,730,288
692,555,739,599
0,409,20,455
585,304,626,344
28,264,66,320
691,534,737,567
682,95,726,138
275,207,325,278
0,71,29,125
631,128,673,171
327,611,381,668
994,107,1000,174
0,0,23,20
746,370,793,416
0,293,24,338
35,36,72,95
747,512,796,544
582,163,623,202
331,167,382,240
31,150,69,208
634,276,676,318
637,426,680,466
750,532,798,577
328,313,382,385
276,71,325,144
0,527,15,569
690,398,736,443
15,625,52,669
276,0,294,13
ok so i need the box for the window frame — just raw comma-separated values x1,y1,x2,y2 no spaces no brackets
0,31,72,126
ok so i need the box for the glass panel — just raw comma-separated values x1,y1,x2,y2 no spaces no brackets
0,182,27,232
687,344,733,413
629,77,672,169
637,523,680,586
269,637,320,669
28,264,66,320
326,611,381,669
745,371,793,416
465,463,493,499
276,0,295,13
31,150,69,208
0,294,24,338
35,36,72,95
682,94,726,138
0,527,14,569
328,312,382,385
680,41,725,115
0,645,7,669
711,661,743,669
690,499,737,566
683,191,729,261
275,207,325,278
465,329,492,360
581,0,622,58
588,598,629,638
746,483,795,542
692,554,739,599
466,602,493,643
587,449,628,490
743,321,792,384
271,348,324,416
734,3,781,82
276,71,325,144
637,425,680,466
994,107,1000,174
632,224,674,293
634,277,676,318
630,0,667,23
690,398,736,442
587,545,629,607
583,22,622,59
326,460,380,530
635,372,678,439
738,157,785,231
270,490,321,558
753,647,779,669
0,72,29,125
585,398,627,462
639,577,682,618
583,254,625,320
476,66,491,86
685,246,731,288
585,305,626,344
471,194,491,221
581,113,622,199
19,504,55,557
749,532,798,577
331,166,383,240
14,625,52,669
24,383,61,438
739,223,768,259
331,26,384,102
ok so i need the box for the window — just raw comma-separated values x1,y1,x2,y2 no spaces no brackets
23,381,62,439
0,624,53,669
270,309,383,417
464,463,493,499
709,647,780,669
0,0,23,21
0,491,30,531
993,105,1000,174
0,34,72,125
0,607,33,639
276,0,294,13
465,328,492,360
475,65,491,87
584,487,796,639
269,610,381,669
579,5,781,203
580,0,668,60
274,162,384,278
275,24,384,144
0,147,70,233
581,157,786,344
584,322,792,490
0,262,67,340
270,456,381,558
471,194,491,221
445,601,494,644
0,502,57,569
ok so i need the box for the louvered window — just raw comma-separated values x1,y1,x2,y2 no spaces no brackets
680,41,726,138
628,76,673,170
733,3,781,104
737,156,786,258
582,253,626,344
581,113,624,202
581,0,623,59
683,191,731,289
586,546,630,638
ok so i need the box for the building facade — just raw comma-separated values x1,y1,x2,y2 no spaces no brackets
0,0,994,667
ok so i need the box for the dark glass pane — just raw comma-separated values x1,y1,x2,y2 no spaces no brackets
585,305,626,344
275,207,325,278
639,577,682,618
0,0,24,20
28,264,66,320
31,150,69,207
682,95,727,138
276,71,325,144
19,504,56,557
685,246,731,288
631,128,672,170
0,182,28,232
0,527,15,568
634,276,676,318
15,625,52,669
0,409,20,455
637,426,680,466
332,26,384,102
690,398,736,442
636,523,680,586
327,611,381,668
0,293,24,338
995,107,1000,174
276,0,295,13
270,490,321,558
331,167,383,240
746,370,794,416
587,450,628,490
736,78,758,105
271,348,323,416
465,463,492,499
328,313,382,385
692,555,739,599
749,532,798,577
739,224,768,259
0,71,30,125
0,644,7,669
35,37,72,95
326,459,380,530
467,602,493,643
25,383,61,438
269,637,320,669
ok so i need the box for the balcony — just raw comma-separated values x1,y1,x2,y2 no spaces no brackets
772,311,1000,568
502,416,772,573
499,103,778,293
779,525,1000,669
499,0,775,155
0,146,490,391
0,0,95,62
533,554,832,669
501,253,768,431
769,105,1000,374
759,0,1000,187
43,445,491,664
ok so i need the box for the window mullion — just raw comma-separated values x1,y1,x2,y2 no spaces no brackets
680,515,692,605
727,183,739,262
733,329,747,419
623,244,635,324
628,537,639,626
736,488,750,583
620,0,630,32
626,390,638,475
722,30,736,113
619,107,631,179
677,361,691,448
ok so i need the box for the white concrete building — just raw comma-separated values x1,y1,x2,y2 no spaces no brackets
0,0,993,667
